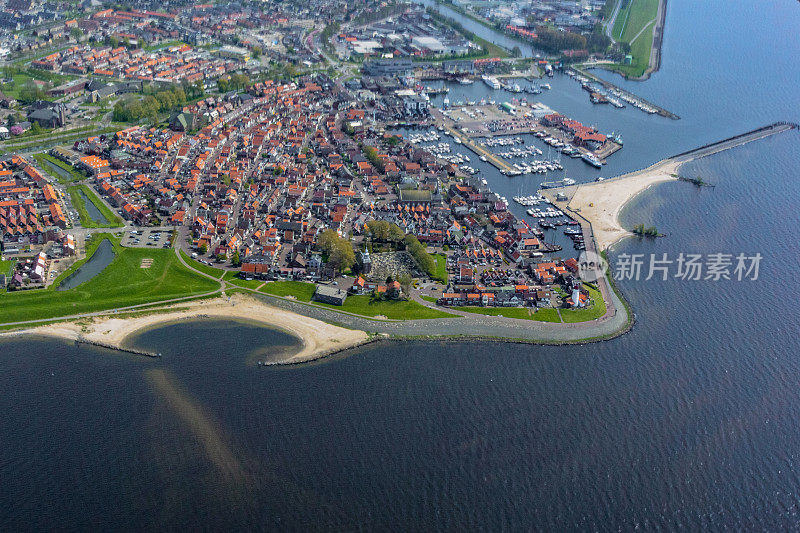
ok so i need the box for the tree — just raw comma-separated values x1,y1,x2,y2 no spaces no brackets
198,243,208,255
70,27,83,42
328,240,355,273
511,45,522,57
216,253,227,263
398,273,412,296
387,223,405,243
231,251,241,266
317,229,339,252
251,46,262,59
30,121,42,135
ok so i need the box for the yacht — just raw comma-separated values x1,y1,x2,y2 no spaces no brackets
459,77,474,85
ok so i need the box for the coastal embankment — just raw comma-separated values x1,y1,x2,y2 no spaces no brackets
544,122,798,250
2,295,370,364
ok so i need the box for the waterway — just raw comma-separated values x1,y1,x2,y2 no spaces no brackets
76,188,110,225
56,239,115,290
1,0,799,529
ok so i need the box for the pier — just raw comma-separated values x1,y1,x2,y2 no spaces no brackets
568,66,680,120
76,337,162,358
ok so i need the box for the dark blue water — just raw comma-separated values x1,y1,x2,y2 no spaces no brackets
2,0,800,529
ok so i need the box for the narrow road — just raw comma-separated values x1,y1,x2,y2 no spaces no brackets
604,0,623,42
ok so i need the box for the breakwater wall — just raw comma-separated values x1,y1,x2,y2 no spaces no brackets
76,337,162,358
671,122,798,162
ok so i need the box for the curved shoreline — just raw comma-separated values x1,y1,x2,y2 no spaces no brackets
0,295,371,365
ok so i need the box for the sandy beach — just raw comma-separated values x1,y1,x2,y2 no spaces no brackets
3,294,370,364
545,158,681,251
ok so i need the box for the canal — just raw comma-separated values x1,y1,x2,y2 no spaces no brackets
57,239,115,291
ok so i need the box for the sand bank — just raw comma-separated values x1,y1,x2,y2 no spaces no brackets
546,159,680,250
4,294,369,364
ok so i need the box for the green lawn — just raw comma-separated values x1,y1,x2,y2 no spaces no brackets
432,253,448,283
222,270,264,289
0,235,220,324
0,259,13,292
260,280,317,302
67,184,124,228
180,250,225,279
455,306,534,319
560,285,607,323
420,295,438,303
531,308,562,322
318,294,456,320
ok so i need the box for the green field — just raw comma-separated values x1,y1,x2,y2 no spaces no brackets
531,308,562,322
431,253,448,283
260,280,317,302
611,0,660,77
180,250,225,279
318,294,456,320
455,306,534,319
560,285,607,323
420,295,438,303
0,235,220,324
67,184,124,228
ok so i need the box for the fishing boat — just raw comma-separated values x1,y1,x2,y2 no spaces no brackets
482,75,501,90
581,152,603,168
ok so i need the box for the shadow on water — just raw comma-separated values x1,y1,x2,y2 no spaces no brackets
57,239,115,290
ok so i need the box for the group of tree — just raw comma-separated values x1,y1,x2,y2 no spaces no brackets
404,234,436,278
317,229,356,273
365,220,405,243
112,85,188,124
632,223,659,237
17,81,49,104
216,73,251,93
320,22,340,53
361,144,386,172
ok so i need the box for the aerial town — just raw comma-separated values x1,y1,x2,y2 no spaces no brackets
0,0,662,323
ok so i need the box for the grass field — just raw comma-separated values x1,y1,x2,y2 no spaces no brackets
611,0,660,77
179,250,225,279
259,281,317,302
0,235,220,324
67,184,124,228
431,253,448,283
560,285,607,323
420,295,438,303
455,306,534,319
531,308,562,322
317,294,456,320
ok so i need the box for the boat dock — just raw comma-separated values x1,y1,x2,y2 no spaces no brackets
445,125,517,174
568,66,680,120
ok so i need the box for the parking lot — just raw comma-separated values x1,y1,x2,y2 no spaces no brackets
121,230,172,249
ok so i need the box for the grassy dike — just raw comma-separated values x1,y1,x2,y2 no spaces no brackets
0,234,220,324
608,0,660,78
